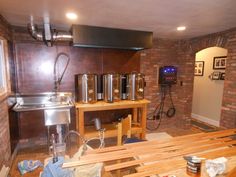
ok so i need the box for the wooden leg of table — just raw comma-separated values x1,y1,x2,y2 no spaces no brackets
132,108,138,123
77,109,85,145
141,105,147,139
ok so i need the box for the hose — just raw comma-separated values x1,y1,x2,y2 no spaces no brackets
54,52,70,93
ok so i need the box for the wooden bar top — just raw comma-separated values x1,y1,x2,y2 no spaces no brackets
75,99,150,111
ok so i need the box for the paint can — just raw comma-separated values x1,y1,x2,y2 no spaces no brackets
186,159,201,176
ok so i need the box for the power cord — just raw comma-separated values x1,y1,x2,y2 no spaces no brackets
147,85,167,130
147,84,176,130
166,85,176,118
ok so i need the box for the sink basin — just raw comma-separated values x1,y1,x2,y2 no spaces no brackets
12,92,74,112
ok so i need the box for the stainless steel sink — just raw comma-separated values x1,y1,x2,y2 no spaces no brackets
12,92,74,112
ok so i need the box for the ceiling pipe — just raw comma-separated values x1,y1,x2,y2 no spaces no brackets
27,22,43,41
53,31,73,41
27,20,73,46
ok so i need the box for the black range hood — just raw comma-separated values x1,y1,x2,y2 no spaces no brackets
72,25,153,50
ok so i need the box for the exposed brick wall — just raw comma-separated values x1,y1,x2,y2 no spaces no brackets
0,100,11,168
0,15,12,169
220,30,236,128
142,28,236,130
179,29,236,129
141,38,192,129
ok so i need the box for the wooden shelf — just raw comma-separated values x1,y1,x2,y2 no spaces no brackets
75,99,150,144
75,99,150,111
84,123,143,139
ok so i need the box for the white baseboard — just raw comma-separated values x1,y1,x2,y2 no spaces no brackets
191,113,220,127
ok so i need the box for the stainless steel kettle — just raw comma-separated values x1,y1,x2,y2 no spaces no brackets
75,74,97,103
103,73,121,103
126,73,145,100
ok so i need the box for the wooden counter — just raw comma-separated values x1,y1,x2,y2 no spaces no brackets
75,99,150,142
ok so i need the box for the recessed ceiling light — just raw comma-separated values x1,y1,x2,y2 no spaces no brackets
66,12,78,20
177,26,186,31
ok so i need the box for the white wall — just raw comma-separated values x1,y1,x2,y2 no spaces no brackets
192,47,227,126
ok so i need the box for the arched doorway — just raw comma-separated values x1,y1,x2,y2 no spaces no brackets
192,47,228,127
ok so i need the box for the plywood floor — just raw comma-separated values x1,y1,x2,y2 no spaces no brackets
9,122,211,177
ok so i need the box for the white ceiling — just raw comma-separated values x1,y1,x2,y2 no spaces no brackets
0,0,236,39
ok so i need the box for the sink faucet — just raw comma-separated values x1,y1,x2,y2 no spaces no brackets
54,53,70,94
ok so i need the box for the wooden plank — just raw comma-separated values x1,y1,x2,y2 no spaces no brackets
81,149,134,161
93,135,232,157
62,151,136,168
82,137,231,162
137,157,186,172
104,140,236,171
75,99,150,111
84,124,143,139
87,129,236,154
138,143,236,172
123,128,236,149
126,146,236,177
140,104,147,139
159,156,236,177
226,167,236,177
62,140,236,171
78,109,84,145
132,108,138,123
62,129,236,172
86,145,126,154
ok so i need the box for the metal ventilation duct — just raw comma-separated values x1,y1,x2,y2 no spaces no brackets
28,22,73,47
72,25,153,50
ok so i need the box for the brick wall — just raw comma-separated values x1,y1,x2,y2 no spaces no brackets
0,15,12,169
141,38,192,129
179,29,236,128
221,30,236,128
0,100,11,168
142,28,236,130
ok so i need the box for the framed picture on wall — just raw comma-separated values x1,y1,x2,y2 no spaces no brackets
194,61,204,76
213,56,227,69
212,71,221,80
220,72,225,80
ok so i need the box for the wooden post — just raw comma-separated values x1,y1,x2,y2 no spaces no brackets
78,109,85,145
140,104,147,139
132,108,138,123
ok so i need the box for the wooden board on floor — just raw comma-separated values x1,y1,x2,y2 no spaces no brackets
62,129,236,177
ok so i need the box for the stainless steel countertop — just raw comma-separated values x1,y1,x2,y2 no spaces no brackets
12,92,74,112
